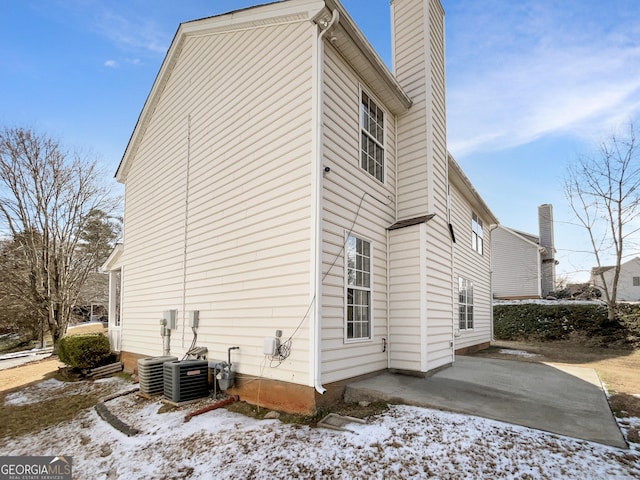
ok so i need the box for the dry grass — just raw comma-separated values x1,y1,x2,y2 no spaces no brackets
0,371,126,444
0,393,100,438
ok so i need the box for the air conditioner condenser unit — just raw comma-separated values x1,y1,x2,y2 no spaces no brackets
138,356,178,396
163,359,209,403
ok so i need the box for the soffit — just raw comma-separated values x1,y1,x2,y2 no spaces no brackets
323,0,412,115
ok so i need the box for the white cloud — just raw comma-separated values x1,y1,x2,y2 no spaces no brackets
103,59,118,68
446,0,640,157
95,11,169,55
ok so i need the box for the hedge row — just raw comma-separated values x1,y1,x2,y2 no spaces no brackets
493,303,640,347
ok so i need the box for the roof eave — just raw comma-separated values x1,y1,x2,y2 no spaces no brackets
447,152,498,225
323,0,412,115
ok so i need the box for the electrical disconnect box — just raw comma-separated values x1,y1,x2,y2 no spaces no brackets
263,330,282,356
263,337,280,356
162,310,177,329
188,310,199,328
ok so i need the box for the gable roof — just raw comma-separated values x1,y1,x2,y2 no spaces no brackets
115,0,411,183
100,243,123,272
494,225,541,250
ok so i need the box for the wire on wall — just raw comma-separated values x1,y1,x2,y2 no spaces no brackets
269,191,391,367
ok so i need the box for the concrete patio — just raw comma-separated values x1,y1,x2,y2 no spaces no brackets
345,356,627,448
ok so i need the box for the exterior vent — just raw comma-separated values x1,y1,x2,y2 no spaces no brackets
163,360,209,403
138,356,178,395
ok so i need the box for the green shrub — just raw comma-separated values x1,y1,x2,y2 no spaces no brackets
57,334,112,369
493,303,634,345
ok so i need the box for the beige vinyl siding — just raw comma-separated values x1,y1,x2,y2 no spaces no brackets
320,44,396,383
391,0,452,371
423,0,452,370
388,225,425,371
392,0,429,219
425,214,454,368
392,0,447,222
492,227,541,299
450,184,493,350
121,20,314,385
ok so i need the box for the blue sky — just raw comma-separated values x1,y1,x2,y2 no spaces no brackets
2,0,640,282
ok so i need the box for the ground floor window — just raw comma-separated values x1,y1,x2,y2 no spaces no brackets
459,277,473,329
346,234,371,340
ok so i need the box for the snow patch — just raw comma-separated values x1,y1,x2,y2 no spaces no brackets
1,379,638,478
494,299,605,305
497,349,540,358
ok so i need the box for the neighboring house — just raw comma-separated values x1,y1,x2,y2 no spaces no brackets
102,0,498,414
590,257,640,302
71,271,109,325
491,204,557,299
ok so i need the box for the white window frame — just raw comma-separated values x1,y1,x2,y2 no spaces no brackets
344,232,373,343
633,276,640,287
472,213,483,255
458,277,474,330
359,87,385,183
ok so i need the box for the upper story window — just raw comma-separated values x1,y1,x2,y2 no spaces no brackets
633,276,640,287
360,91,384,182
346,234,372,341
472,213,483,255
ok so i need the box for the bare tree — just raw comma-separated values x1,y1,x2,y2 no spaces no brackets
0,127,120,348
564,123,640,323
0,236,40,341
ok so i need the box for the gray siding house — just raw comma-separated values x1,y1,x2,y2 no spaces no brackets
591,256,640,302
492,204,557,299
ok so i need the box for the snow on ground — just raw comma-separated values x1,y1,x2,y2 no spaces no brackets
493,299,605,306
1,379,639,479
496,349,540,359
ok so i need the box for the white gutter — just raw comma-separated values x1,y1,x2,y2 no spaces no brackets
311,8,339,395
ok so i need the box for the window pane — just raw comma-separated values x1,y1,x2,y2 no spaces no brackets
346,235,371,340
361,91,384,182
362,320,369,338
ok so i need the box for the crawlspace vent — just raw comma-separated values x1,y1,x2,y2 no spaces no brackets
163,360,209,403
138,356,178,395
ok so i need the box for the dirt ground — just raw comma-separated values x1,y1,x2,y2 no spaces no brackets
0,357,62,392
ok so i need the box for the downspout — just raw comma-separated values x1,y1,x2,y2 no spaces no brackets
312,8,339,395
